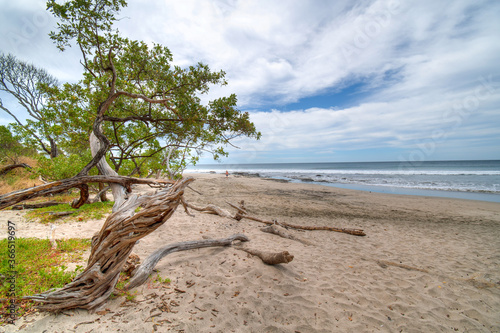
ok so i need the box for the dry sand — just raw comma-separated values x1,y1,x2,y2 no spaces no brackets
1,172,500,332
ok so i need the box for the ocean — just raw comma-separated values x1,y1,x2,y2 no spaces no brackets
187,160,500,203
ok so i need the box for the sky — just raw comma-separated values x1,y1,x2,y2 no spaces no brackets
0,0,499,164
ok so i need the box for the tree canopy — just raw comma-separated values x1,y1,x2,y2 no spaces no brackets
44,0,259,178
0,0,258,312
1,0,259,180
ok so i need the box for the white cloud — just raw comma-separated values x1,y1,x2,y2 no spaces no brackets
1,0,498,161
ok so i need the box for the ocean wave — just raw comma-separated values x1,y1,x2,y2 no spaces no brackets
284,174,500,194
190,168,500,176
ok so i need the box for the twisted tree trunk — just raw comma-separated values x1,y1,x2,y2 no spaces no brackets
26,177,194,312
24,129,193,312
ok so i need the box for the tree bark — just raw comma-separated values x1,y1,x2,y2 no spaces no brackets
49,137,59,158
125,234,249,290
0,175,174,210
11,200,61,210
89,130,127,211
97,170,108,202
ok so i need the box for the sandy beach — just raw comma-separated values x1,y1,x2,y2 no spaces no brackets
1,172,500,332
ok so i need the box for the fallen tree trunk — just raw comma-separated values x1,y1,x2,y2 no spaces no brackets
125,234,249,290
184,200,366,236
43,211,75,217
0,175,174,210
245,215,366,236
25,177,194,312
237,247,294,265
11,201,62,210
0,163,32,176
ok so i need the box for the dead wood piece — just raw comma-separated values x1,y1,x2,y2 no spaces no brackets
90,185,111,203
0,175,175,210
11,201,62,210
24,177,194,312
226,201,247,215
183,200,233,218
226,201,248,221
43,211,75,217
243,215,366,236
125,233,249,290
237,247,294,265
182,199,366,236
122,254,140,276
260,225,313,245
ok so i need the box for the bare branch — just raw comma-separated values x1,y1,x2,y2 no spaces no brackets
0,175,175,210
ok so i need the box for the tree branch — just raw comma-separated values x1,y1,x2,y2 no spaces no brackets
0,175,175,210
125,234,249,290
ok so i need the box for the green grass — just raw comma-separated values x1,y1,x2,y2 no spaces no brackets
0,238,91,322
154,274,171,285
24,201,114,224
111,272,137,302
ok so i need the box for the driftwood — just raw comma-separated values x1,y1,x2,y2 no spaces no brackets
0,174,174,210
11,200,62,210
90,185,111,203
25,177,194,312
245,215,366,236
0,163,32,176
181,200,233,218
260,225,313,245
184,200,366,236
237,247,294,265
43,211,75,217
125,234,249,290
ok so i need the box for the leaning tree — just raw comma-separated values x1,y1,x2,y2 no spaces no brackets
0,0,259,312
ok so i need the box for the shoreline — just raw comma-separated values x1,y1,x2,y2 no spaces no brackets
200,170,500,203
3,172,500,332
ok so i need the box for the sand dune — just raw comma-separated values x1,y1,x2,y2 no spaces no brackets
2,173,499,332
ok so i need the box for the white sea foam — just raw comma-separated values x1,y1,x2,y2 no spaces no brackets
187,160,500,195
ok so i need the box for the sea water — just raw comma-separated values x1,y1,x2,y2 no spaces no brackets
187,160,500,202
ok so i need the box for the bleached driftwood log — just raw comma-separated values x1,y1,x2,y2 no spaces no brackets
126,234,249,290
26,177,194,312
22,129,194,312
183,199,366,236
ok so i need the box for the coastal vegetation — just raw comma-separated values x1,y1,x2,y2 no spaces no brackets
0,0,259,313
0,238,91,322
